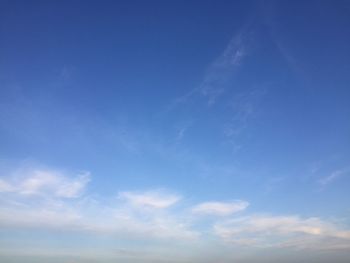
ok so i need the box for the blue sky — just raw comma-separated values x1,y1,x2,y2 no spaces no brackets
1,0,350,262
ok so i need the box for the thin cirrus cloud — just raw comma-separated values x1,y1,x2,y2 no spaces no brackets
192,200,249,216
199,32,248,105
168,29,252,110
318,169,348,187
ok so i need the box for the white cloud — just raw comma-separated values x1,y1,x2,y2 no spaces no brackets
118,190,181,209
0,169,90,198
0,196,198,241
110,210,198,240
1,165,350,251
319,169,348,187
0,172,195,241
214,215,350,249
192,200,249,216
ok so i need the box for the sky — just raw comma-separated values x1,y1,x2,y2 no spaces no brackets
0,0,350,262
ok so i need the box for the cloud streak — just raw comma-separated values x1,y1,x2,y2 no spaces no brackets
199,32,248,105
214,215,350,250
168,30,253,111
118,190,181,209
319,169,348,187
0,169,90,198
192,200,249,216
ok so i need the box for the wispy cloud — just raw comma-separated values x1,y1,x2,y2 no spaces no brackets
199,32,249,105
318,169,348,187
118,190,181,209
175,121,192,142
263,176,285,194
223,88,266,141
192,200,249,216
163,30,263,153
60,65,76,81
0,169,90,198
214,215,350,250
167,30,253,110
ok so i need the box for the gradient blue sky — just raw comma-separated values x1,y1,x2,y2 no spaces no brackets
1,0,350,262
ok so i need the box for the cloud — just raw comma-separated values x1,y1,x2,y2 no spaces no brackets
319,169,348,187
214,215,350,250
199,32,249,105
175,121,192,142
1,165,350,251
0,169,90,198
110,207,198,240
166,29,253,111
0,179,14,192
0,195,197,241
192,200,249,216
223,88,266,141
0,170,195,241
118,190,181,209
